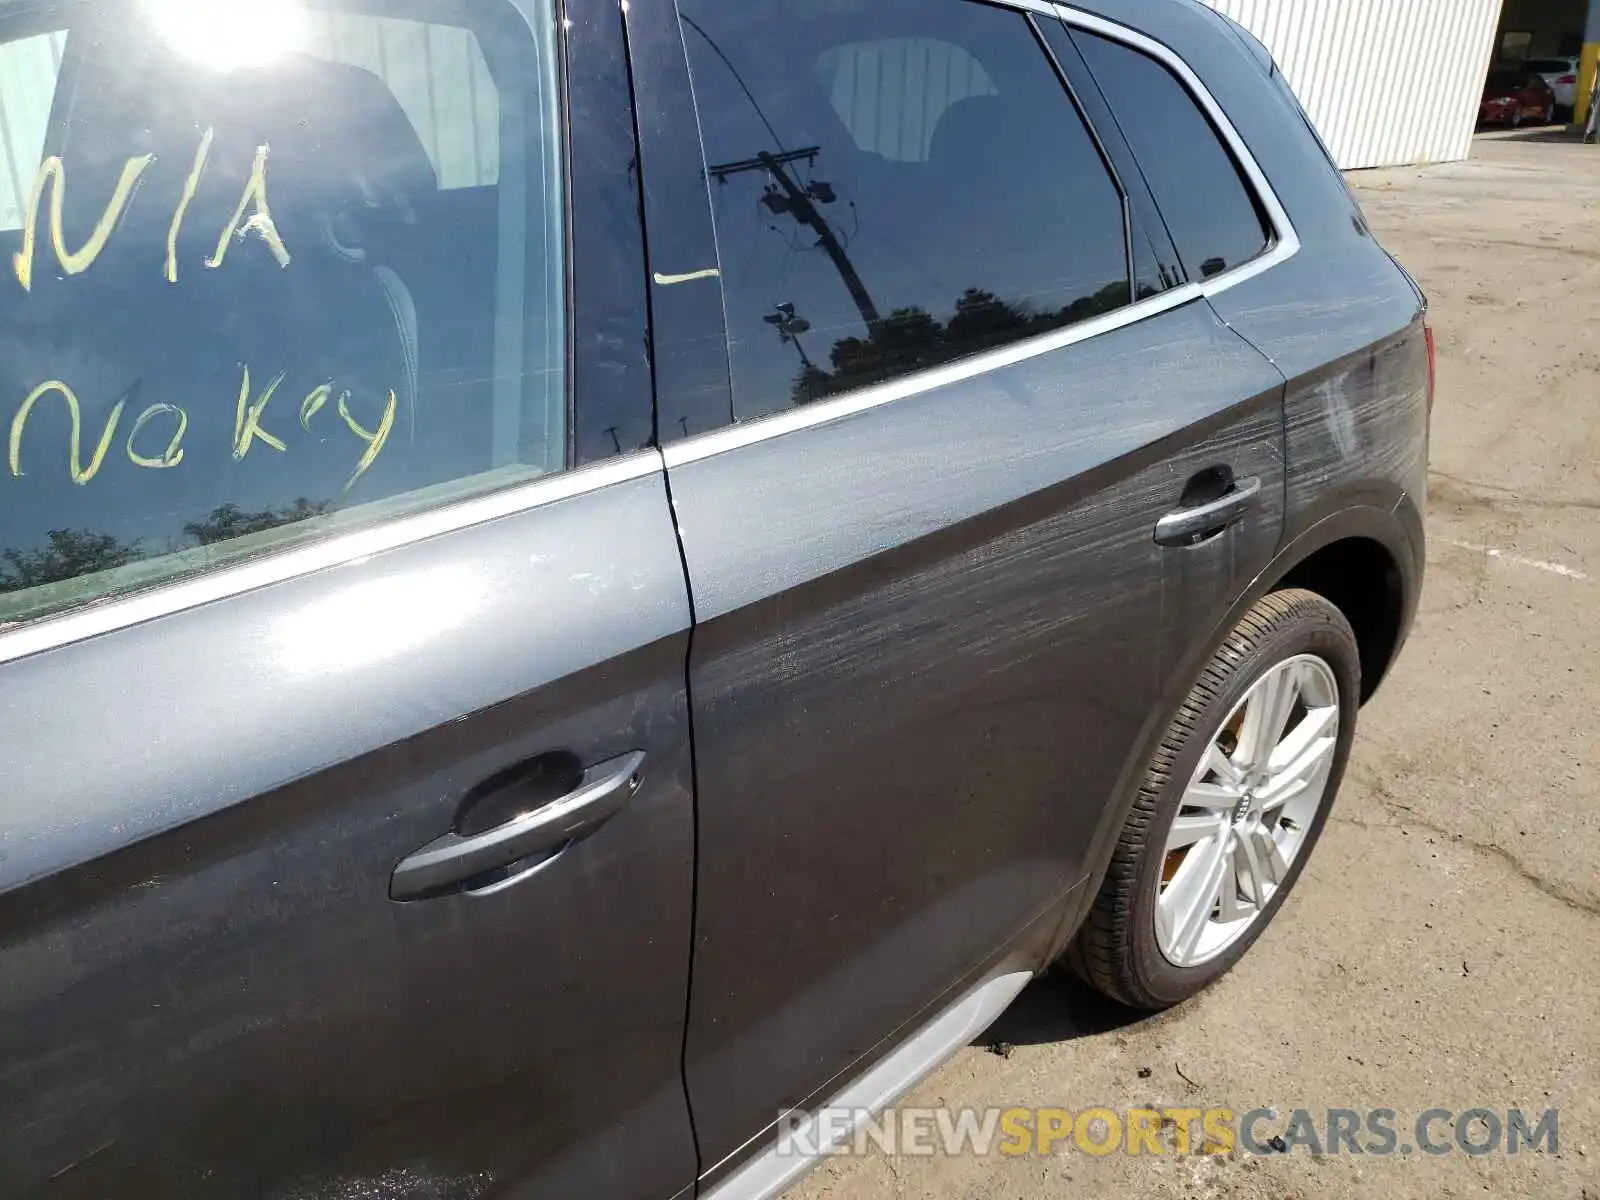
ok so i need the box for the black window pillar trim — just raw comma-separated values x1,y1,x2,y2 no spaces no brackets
563,0,659,464
623,0,738,446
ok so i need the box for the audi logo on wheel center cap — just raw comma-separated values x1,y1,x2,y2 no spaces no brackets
1232,791,1256,825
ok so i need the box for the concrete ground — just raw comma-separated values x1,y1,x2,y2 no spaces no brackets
793,132,1600,1200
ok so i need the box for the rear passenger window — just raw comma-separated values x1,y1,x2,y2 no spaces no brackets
1074,30,1269,281
680,0,1133,421
0,0,563,626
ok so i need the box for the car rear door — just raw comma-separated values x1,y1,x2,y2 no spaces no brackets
1048,12,1306,695
644,0,1288,1182
0,2,697,1197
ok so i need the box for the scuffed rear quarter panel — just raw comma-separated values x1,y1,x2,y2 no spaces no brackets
1278,317,1430,524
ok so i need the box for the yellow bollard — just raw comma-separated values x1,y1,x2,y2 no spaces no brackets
1577,42,1600,125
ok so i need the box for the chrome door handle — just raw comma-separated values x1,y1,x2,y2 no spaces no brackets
391,750,646,900
1154,476,1262,547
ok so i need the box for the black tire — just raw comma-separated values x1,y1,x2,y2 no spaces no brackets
1068,589,1361,1010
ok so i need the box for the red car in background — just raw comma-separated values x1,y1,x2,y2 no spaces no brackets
1481,67,1558,126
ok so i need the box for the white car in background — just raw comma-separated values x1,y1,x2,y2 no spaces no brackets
1525,56,1580,115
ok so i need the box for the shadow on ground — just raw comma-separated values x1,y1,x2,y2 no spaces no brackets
971,971,1151,1050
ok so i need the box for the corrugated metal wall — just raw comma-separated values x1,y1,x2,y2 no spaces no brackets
1203,0,1504,169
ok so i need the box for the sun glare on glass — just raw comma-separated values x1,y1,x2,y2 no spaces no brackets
144,0,309,72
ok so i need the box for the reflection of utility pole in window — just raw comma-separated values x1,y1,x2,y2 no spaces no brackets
764,302,814,370
681,14,883,336
707,148,883,335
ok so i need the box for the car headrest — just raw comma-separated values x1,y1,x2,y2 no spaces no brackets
927,93,1014,175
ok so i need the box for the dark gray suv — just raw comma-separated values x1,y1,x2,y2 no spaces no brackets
0,0,1428,1196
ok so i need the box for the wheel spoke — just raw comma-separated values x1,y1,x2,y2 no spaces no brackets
1254,826,1292,879
1166,833,1230,964
1213,845,1248,924
1183,779,1240,811
1203,743,1244,787
1236,825,1275,905
1154,889,1174,950
1268,703,1338,777
1238,664,1301,772
1167,811,1228,851
1259,718,1338,809
1259,775,1308,812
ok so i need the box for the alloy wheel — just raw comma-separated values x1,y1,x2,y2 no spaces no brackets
1155,654,1341,967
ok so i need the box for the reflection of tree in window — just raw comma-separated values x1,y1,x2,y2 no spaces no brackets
183,499,328,546
0,499,330,596
0,529,140,592
792,283,1129,405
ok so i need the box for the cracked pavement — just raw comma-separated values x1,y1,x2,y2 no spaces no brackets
791,133,1600,1200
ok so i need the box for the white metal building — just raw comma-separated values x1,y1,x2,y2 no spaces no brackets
1203,0,1506,169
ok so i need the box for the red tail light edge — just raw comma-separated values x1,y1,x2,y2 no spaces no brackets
1424,323,1436,415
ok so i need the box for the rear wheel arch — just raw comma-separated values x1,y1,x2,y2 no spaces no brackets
1272,535,1405,703
1049,503,1420,966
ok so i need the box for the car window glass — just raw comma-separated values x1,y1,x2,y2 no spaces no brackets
0,0,563,627
680,0,1132,422
304,13,500,189
1075,29,1269,282
816,37,997,163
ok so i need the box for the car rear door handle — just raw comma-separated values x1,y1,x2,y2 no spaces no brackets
1154,476,1262,547
391,750,646,900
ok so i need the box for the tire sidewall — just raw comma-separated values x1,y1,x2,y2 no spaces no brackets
1123,605,1362,1007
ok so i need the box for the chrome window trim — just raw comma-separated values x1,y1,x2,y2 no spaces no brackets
662,282,1204,468
662,0,1298,470
992,0,1064,15
0,450,663,667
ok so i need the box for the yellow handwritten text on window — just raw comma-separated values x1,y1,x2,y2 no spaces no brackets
205,143,292,272
13,156,153,292
126,403,188,469
5,369,395,489
9,381,127,484
233,365,289,459
12,130,292,291
337,388,397,492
